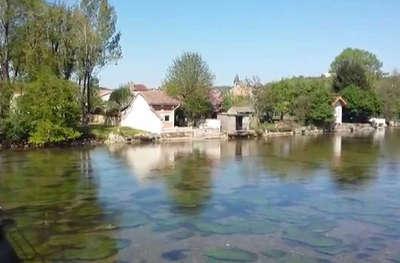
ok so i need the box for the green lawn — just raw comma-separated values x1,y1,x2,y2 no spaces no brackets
89,125,143,140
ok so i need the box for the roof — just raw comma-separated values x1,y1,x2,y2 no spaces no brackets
130,84,149,92
332,96,347,106
99,87,112,97
138,90,180,106
227,106,255,115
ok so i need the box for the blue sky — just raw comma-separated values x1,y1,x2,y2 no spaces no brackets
100,0,400,89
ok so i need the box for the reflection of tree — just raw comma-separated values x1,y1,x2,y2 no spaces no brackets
331,137,380,186
164,151,213,214
258,135,381,187
0,149,120,261
258,136,333,179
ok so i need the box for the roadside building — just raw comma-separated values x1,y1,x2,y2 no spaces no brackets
120,90,180,134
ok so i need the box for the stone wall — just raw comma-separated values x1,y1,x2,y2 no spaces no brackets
334,123,375,134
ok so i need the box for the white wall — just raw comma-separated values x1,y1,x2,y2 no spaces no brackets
120,95,162,134
334,102,342,124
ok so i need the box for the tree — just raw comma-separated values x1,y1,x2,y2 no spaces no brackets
340,85,382,123
4,71,81,145
330,48,383,91
77,0,122,121
304,86,334,126
254,77,334,125
107,85,133,116
376,72,400,121
163,52,214,125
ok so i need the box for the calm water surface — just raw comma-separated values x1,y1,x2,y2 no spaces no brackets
1,130,400,262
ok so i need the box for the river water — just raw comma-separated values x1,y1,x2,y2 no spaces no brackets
0,130,400,262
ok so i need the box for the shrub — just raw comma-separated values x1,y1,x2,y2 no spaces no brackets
341,85,382,122
5,72,82,145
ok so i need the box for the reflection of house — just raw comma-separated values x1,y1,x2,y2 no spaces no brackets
120,90,180,134
332,96,347,125
218,106,255,135
108,141,223,182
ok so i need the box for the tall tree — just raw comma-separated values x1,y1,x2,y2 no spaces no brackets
77,0,121,121
163,52,214,125
330,48,383,91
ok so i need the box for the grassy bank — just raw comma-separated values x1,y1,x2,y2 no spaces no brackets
89,125,143,141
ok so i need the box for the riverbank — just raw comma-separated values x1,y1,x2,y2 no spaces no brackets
1,124,397,151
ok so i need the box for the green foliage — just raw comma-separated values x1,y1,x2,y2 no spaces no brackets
29,120,81,145
305,86,334,125
163,52,214,125
255,77,333,126
330,48,383,91
1,0,121,127
340,85,382,123
376,73,400,121
108,85,133,111
89,125,141,140
5,72,81,145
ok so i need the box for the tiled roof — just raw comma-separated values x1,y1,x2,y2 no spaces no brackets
130,84,149,92
227,106,255,115
139,90,180,106
99,87,112,97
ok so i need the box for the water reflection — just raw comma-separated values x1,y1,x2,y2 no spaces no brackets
108,132,392,188
0,130,400,262
0,149,124,262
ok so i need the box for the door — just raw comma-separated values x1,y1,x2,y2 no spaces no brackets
236,116,243,131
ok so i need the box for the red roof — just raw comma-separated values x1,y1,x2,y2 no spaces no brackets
130,84,149,92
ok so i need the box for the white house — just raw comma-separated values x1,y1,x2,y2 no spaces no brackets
120,90,180,134
332,96,347,125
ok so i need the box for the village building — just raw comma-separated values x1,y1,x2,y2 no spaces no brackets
99,87,113,102
120,90,180,134
129,83,149,95
332,96,347,125
218,106,255,135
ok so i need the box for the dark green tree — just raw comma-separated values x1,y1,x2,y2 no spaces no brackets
340,85,382,122
330,48,383,91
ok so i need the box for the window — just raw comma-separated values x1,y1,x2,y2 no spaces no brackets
164,115,170,122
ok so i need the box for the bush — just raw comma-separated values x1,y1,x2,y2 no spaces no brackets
5,72,82,145
341,85,382,122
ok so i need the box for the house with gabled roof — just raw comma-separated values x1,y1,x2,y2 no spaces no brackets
120,90,180,134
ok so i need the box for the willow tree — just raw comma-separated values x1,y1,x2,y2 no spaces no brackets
163,52,214,125
77,0,121,122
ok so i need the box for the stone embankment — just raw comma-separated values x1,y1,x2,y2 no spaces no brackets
334,123,375,134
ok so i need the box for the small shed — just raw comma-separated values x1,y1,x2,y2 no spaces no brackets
217,106,255,135
332,96,347,125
